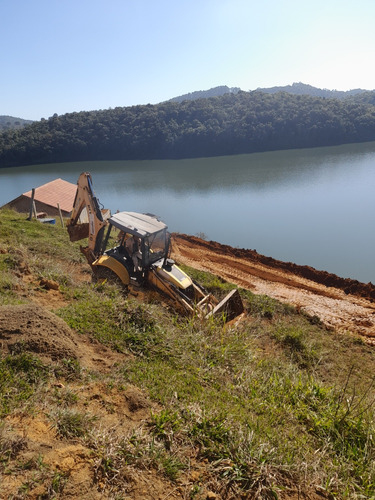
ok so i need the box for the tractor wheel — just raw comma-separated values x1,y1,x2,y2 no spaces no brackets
93,266,128,291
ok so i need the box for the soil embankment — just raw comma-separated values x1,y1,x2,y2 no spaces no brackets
171,233,375,341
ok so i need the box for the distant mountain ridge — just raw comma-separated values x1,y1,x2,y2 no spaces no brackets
254,82,370,99
168,85,241,103
168,82,373,104
3,83,373,125
0,115,33,131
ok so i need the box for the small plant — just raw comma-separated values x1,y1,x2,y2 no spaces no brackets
189,484,202,498
52,409,97,438
52,387,79,407
190,414,231,459
0,424,27,467
195,232,207,240
0,269,24,305
148,409,181,449
245,291,295,319
272,325,317,367
158,453,185,481
47,471,68,497
61,357,82,379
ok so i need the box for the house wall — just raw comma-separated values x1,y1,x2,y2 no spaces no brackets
5,196,71,217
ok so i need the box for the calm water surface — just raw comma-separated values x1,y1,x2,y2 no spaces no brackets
1,142,374,283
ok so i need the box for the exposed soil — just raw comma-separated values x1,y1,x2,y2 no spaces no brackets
0,303,124,371
171,233,375,342
0,303,189,500
1,235,374,499
0,302,327,500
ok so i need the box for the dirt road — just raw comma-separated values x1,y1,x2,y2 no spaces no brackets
171,234,375,342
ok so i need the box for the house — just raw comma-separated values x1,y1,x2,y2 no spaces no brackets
2,178,77,217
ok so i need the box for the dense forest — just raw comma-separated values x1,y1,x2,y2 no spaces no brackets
1,90,375,167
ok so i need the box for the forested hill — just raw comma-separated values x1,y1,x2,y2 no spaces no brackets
0,115,34,131
168,85,241,103
255,82,369,99
1,90,375,168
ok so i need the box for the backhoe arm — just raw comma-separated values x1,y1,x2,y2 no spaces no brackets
67,172,109,264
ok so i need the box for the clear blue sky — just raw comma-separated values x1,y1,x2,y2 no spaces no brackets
2,0,375,121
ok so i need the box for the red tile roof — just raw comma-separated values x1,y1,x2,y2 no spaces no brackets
23,178,77,213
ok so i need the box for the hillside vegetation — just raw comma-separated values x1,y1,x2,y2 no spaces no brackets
1,208,375,499
168,85,241,103
1,90,375,167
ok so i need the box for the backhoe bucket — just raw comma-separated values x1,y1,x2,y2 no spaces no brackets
67,222,89,242
206,289,244,322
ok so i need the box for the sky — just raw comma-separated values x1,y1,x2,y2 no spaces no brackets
1,0,375,121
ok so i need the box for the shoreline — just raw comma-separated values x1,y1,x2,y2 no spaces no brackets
172,233,375,302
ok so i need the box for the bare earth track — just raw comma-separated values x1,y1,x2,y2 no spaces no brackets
171,234,375,342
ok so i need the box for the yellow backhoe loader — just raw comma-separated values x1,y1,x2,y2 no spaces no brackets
67,172,243,321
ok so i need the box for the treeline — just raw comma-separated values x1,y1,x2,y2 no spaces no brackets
168,85,241,103
255,81,368,99
1,91,375,167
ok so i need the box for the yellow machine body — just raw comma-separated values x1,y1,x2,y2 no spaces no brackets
67,172,244,321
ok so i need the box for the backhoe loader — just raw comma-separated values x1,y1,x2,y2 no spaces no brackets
67,172,243,320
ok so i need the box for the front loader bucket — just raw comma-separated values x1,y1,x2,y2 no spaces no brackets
206,289,244,322
67,222,89,242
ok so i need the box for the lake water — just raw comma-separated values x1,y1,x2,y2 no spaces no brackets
1,142,374,283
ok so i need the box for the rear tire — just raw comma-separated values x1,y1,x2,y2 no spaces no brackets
93,265,128,291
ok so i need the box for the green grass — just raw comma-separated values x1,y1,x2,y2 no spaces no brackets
0,209,86,305
1,208,375,498
57,288,164,355
57,287,375,496
0,208,82,262
51,408,97,438
55,267,375,496
0,353,49,417
179,263,237,298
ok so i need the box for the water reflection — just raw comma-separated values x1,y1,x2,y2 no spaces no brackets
1,142,374,282
1,142,375,196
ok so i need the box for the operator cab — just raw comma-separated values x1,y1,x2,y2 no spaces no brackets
102,211,171,275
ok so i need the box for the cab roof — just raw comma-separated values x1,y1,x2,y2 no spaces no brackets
109,211,167,238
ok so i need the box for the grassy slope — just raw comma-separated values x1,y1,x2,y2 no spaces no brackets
0,208,375,499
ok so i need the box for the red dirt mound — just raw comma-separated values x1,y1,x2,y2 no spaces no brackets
173,234,375,301
0,303,123,371
171,233,375,340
